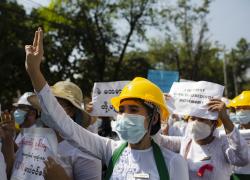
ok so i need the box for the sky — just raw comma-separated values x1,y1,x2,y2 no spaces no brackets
208,0,250,50
17,0,250,51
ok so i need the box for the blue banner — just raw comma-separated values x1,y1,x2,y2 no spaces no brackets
147,70,179,92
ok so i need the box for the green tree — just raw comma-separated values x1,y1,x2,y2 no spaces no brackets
33,0,160,95
227,38,250,97
0,0,34,108
146,0,224,85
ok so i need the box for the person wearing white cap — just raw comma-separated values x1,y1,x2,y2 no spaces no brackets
154,98,248,180
13,92,42,148
24,28,189,180
13,92,40,128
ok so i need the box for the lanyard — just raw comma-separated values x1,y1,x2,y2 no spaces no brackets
105,140,169,180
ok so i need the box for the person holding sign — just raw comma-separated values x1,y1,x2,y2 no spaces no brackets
25,28,188,180
228,91,250,180
155,82,248,180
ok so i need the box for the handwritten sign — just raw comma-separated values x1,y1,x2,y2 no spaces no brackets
147,70,179,93
91,81,130,117
169,81,224,120
11,128,58,180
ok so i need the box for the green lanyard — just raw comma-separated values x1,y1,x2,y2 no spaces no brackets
105,140,170,180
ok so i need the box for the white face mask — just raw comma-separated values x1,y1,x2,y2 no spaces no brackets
186,121,212,141
236,110,250,125
114,113,147,144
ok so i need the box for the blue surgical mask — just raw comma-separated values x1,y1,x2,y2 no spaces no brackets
236,110,250,125
14,109,27,125
229,113,238,123
114,113,147,144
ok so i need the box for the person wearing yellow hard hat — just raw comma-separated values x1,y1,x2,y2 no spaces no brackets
154,86,248,180
228,91,250,180
228,91,250,129
24,28,189,180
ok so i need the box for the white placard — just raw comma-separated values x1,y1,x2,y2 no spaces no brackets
91,81,130,117
169,81,224,120
11,128,58,180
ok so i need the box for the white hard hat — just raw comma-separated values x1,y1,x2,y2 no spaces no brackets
13,92,35,107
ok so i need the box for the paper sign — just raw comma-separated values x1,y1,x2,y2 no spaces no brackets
169,81,224,120
11,128,58,180
147,70,179,93
91,81,130,117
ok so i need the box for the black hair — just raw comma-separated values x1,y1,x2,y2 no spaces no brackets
98,117,118,139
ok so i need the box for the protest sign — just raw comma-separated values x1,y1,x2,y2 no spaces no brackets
91,81,130,117
169,81,224,120
11,128,58,180
147,70,179,93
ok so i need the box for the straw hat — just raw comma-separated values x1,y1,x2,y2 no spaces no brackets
50,81,86,112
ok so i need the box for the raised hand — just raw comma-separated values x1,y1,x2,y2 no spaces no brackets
25,28,46,92
0,111,15,139
25,27,44,73
207,99,234,134
85,101,94,113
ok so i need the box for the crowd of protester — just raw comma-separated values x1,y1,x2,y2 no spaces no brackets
0,28,249,180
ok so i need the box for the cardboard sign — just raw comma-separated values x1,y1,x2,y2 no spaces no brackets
169,81,224,120
11,128,58,180
147,70,179,93
91,81,130,117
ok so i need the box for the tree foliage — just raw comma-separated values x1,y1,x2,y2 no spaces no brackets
0,0,249,108
0,0,34,108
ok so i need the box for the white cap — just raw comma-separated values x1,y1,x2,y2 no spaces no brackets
13,92,35,107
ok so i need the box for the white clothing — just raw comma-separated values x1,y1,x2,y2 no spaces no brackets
37,83,189,180
168,121,187,137
15,130,102,180
57,140,102,180
0,143,7,180
232,129,250,175
156,127,248,180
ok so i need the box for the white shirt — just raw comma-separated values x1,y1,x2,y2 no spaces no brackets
168,121,187,137
37,83,189,180
57,140,102,180
156,128,248,180
232,129,250,175
15,130,102,180
0,143,7,180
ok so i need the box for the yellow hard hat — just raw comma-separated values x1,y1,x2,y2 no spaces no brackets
111,77,169,121
228,91,250,107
